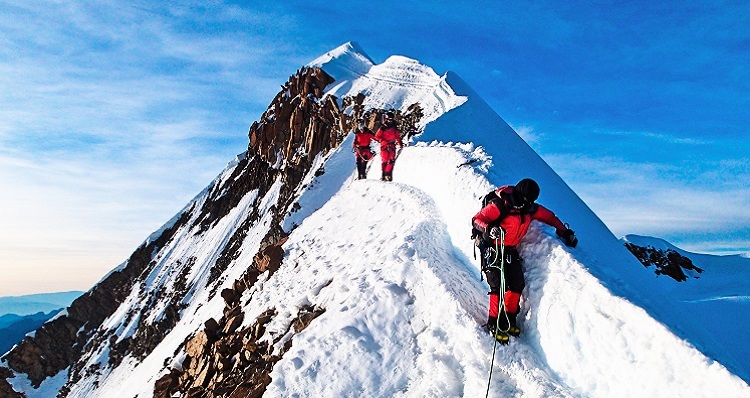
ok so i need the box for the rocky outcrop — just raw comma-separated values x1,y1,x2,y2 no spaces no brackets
249,67,339,164
625,242,704,282
154,237,326,398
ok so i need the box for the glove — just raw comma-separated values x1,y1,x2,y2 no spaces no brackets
488,226,504,240
561,228,578,248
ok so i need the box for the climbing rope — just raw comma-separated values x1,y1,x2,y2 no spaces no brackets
485,229,507,398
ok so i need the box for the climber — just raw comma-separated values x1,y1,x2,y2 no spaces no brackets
352,118,376,179
374,111,403,181
471,178,578,343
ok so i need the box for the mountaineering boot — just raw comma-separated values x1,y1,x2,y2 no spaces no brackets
485,317,510,345
507,325,521,337
492,329,510,344
491,312,519,339
507,312,520,337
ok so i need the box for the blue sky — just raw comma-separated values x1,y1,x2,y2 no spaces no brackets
1,1,748,295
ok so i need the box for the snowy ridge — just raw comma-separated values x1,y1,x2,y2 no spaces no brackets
6,43,749,397
256,143,746,396
308,41,375,81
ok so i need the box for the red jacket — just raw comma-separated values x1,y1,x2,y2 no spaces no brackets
374,126,403,149
353,129,376,147
472,186,566,247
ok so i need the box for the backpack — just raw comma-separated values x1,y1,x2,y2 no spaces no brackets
471,189,509,241
471,189,512,271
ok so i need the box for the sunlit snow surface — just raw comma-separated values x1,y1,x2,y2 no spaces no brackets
8,42,749,397
261,143,748,397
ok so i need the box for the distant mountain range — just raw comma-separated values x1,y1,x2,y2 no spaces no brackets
0,291,82,318
0,291,82,356
0,310,63,355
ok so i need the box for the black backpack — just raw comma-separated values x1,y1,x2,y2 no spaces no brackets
471,189,511,249
471,189,512,275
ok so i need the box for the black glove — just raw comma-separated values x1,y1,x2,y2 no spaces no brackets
561,228,578,248
488,226,505,240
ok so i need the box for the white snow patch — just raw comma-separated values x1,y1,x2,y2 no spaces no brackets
7,367,70,398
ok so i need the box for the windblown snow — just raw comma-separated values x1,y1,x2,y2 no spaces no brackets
7,42,749,397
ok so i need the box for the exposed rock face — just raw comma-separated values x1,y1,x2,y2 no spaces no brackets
1,66,345,397
248,66,339,165
625,242,704,282
154,237,326,398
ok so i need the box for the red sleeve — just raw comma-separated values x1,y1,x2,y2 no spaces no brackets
374,128,384,142
532,205,566,234
472,202,502,232
397,129,403,146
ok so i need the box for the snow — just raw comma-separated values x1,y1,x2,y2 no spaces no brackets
308,41,375,82
7,366,69,398
257,142,748,397
311,42,467,127
59,159,282,397
282,132,358,232
11,43,750,397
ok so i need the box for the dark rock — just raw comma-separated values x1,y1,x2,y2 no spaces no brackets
185,331,210,359
221,288,239,307
254,238,287,274
625,242,704,282
153,369,180,398
0,366,22,398
229,384,265,398
223,313,245,335
293,306,326,333
204,318,220,336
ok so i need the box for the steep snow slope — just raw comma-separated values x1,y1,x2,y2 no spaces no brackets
622,234,750,381
8,153,284,397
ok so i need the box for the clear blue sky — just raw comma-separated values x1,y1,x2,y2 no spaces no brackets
1,1,748,295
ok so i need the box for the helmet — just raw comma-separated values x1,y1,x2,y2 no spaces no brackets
357,118,366,130
514,178,539,206
382,111,395,125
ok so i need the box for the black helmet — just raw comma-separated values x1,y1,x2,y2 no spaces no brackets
514,178,539,206
382,111,395,124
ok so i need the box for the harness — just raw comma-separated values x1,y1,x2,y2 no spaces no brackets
472,195,511,265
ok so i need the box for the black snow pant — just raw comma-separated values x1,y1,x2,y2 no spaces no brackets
356,157,368,179
482,246,524,329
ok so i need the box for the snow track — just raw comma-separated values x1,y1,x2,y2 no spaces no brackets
264,178,572,397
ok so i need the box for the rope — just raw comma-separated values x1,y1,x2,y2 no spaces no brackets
485,229,506,398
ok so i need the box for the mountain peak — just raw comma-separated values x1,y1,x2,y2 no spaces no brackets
308,41,374,81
